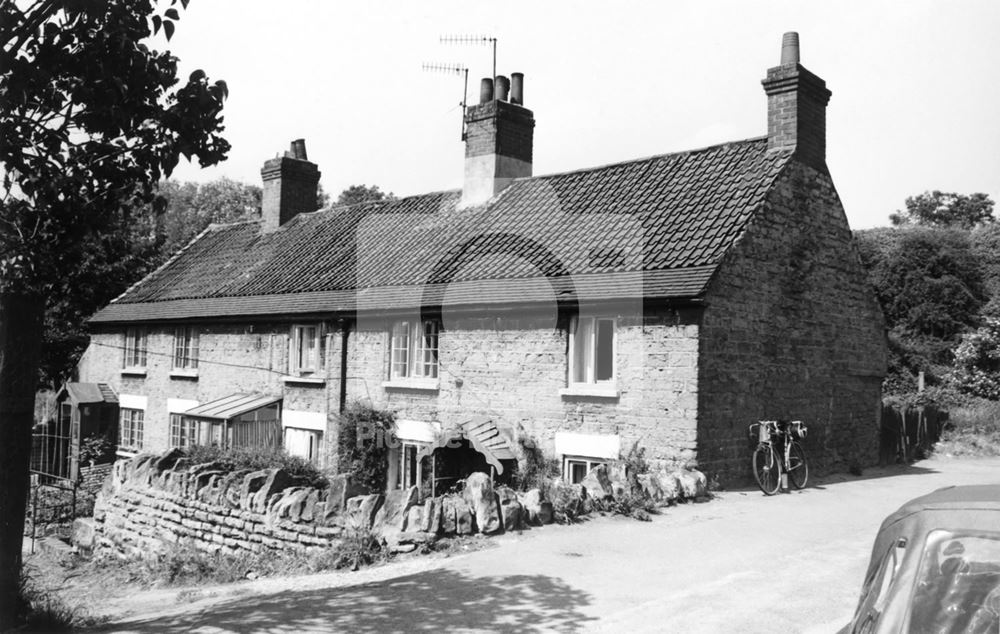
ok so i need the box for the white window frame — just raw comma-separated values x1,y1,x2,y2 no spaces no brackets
399,441,422,490
169,413,198,448
563,455,606,484
122,327,147,370
289,324,325,376
568,316,616,385
389,320,439,380
119,408,144,452
172,326,199,371
283,426,323,464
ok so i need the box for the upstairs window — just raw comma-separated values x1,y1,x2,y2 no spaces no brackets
173,327,199,370
569,317,615,384
290,324,325,375
119,408,144,452
390,320,439,379
123,327,147,369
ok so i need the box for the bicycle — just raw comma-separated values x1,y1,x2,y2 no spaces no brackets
748,419,809,495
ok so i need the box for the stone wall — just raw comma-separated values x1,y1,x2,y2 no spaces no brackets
79,463,113,495
697,160,887,480
93,452,345,558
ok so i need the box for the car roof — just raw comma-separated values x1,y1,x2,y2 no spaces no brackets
888,484,1000,520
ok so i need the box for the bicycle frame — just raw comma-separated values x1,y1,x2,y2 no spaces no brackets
750,420,809,495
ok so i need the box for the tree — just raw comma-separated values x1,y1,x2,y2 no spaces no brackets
337,184,395,206
153,177,261,258
890,191,995,229
0,2,229,626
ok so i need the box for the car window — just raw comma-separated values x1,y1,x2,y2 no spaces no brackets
853,541,905,633
908,529,1000,634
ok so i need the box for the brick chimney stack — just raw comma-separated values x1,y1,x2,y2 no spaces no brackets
261,139,321,232
460,73,535,208
761,32,832,171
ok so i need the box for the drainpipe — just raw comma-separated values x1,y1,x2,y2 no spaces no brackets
338,320,350,414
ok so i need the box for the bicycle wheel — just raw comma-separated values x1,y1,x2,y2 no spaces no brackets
753,444,781,495
787,441,809,489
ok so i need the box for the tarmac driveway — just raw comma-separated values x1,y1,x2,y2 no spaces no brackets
93,456,1000,633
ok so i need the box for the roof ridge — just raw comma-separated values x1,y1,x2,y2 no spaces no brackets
524,136,769,182
319,188,461,215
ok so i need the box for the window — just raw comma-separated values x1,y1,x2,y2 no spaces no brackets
564,456,606,484
123,327,147,369
400,442,421,489
569,316,615,384
390,320,439,379
290,324,325,375
119,408,144,451
173,327,199,370
285,427,322,463
169,414,198,448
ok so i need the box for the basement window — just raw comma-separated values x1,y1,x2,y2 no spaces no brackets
563,456,606,484
568,316,616,385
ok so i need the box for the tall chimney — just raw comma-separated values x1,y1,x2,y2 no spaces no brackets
761,32,831,170
460,73,534,208
260,139,321,232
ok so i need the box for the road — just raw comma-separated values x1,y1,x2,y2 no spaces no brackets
91,456,1000,633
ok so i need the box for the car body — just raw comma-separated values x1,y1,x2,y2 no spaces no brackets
849,485,1000,633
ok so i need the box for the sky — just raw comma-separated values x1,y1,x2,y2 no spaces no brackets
163,1,1000,229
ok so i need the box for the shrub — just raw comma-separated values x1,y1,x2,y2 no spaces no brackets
511,437,560,492
934,398,1000,457
16,566,99,631
183,445,328,489
79,433,116,465
337,403,395,491
948,318,1000,400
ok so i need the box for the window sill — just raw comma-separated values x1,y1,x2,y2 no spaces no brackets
116,447,140,458
281,375,326,386
120,368,147,378
559,384,620,399
169,369,199,380
382,378,440,392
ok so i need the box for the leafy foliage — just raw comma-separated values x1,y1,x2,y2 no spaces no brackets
336,184,395,206
510,438,560,492
182,445,328,489
948,318,1000,400
890,191,995,229
337,403,396,491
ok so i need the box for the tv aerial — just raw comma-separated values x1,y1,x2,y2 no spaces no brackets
439,34,498,84
421,62,469,140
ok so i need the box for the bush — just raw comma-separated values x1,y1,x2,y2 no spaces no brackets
934,398,1000,457
948,318,1000,399
337,403,395,491
510,437,560,492
183,445,328,489
16,566,99,631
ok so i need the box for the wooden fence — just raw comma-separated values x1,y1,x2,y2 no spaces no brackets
879,403,948,465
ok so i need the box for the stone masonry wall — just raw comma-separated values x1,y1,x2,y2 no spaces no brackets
697,160,887,481
93,453,345,558
351,307,701,470
78,322,342,468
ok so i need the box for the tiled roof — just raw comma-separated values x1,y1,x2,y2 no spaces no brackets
60,382,118,404
91,138,792,323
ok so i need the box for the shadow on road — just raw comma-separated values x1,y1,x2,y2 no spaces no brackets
810,462,940,490
96,568,596,633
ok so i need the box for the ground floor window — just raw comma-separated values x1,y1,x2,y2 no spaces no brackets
119,408,144,452
284,427,322,463
400,442,420,489
169,414,198,448
563,456,606,484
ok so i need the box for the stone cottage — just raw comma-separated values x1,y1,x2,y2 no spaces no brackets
79,33,886,486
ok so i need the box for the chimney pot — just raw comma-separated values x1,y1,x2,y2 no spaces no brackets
289,138,308,160
780,31,800,65
495,75,510,102
479,78,494,104
511,72,524,105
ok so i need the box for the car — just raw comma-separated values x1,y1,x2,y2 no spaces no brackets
848,484,1000,633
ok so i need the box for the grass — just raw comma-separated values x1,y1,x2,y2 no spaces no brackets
16,564,105,631
934,398,1000,457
